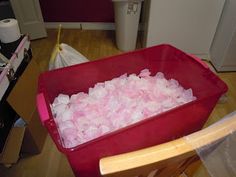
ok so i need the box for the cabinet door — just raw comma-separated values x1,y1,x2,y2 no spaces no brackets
210,0,236,71
222,30,236,70
143,0,225,57
10,0,47,40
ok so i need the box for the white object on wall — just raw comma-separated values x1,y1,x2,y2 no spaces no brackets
142,0,225,58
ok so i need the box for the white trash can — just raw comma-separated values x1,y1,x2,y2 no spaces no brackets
113,0,143,51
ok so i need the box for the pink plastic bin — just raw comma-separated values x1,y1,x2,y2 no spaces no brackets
37,44,227,177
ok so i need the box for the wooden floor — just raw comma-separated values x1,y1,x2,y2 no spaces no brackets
0,29,235,177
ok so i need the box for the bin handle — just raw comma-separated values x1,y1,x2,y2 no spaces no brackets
37,93,50,125
188,54,209,69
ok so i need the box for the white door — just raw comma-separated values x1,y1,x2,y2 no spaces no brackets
10,0,47,40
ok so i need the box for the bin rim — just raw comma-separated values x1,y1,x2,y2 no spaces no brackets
38,43,228,95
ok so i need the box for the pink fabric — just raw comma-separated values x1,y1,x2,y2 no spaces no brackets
51,69,196,148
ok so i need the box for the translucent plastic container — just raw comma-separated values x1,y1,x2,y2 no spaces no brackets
37,44,227,177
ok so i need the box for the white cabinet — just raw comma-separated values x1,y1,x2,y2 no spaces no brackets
210,0,236,71
142,0,225,58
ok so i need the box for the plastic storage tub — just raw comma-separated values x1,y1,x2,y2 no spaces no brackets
37,44,227,177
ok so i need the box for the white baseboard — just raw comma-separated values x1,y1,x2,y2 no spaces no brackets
44,22,146,31
82,22,115,30
45,22,115,30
